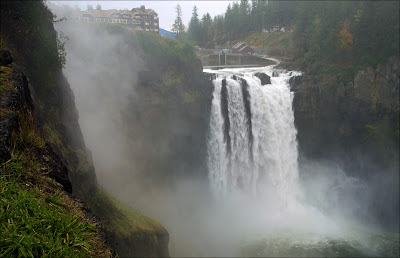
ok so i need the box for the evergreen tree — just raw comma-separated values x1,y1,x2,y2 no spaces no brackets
224,4,233,33
188,6,201,44
190,0,398,73
239,0,251,34
172,4,185,41
201,13,212,45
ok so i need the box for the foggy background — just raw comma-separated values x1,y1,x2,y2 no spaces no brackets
50,1,233,31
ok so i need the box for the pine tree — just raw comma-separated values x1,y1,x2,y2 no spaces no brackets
188,6,201,44
201,13,212,44
172,4,185,41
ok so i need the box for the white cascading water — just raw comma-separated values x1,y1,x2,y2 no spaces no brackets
207,68,301,205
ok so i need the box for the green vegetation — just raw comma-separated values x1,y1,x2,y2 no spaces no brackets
2,2,170,256
1,0,98,201
236,32,291,56
135,31,197,66
88,188,165,237
0,49,113,255
96,23,198,67
1,1,66,92
186,1,398,83
1,152,163,256
172,4,185,42
1,162,95,257
0,102,164,257
13,112,45,150
0,108,110,256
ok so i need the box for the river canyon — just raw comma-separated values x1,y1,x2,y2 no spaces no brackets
50,9,399,257
1,1,398,257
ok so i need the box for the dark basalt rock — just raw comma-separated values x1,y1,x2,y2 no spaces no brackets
239,78,253,161
289,75,303,91
0,70,33,112
0,114,19,162
40,143,72,193
0,59,32,163
254,72,271,85
0,50,13,66
0,51,72,192
272,71,279,77
221,79,231,154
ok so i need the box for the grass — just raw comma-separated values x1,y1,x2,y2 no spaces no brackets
0,65,113,257
0,154,96,257
0,62,163,257
0,135,112,257
12,112,45,150
84,187,168,257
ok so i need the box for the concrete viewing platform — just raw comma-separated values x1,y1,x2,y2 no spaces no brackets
203,64,266,70
201,54,278,70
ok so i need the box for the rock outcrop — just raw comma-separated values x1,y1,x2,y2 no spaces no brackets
288,75,302,91
291,57,399,231
0,50,13,66
0,51,72,192
254,72,271,85
292,57,399,172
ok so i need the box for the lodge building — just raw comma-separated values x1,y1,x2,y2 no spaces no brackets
70,5,159,33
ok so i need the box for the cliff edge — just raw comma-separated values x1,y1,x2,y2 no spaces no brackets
1,1,169,256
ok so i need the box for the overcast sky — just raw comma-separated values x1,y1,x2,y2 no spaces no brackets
51,1,233,31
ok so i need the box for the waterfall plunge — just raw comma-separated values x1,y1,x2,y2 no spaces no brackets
207,69,300,205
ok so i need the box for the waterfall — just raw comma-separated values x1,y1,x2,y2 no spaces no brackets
207,68,301,203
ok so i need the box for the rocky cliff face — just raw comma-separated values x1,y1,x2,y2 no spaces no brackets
54,22,212,255
58,22,213,191
2,2,170,256
291,57,399,229
292,57,399,172
128,54,213,183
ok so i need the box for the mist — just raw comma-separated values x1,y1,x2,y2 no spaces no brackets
50,5,399,256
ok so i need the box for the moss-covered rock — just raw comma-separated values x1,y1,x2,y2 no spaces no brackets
88,188,169,257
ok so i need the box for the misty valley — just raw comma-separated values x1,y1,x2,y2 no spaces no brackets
56,20,398,257
0,1,398,257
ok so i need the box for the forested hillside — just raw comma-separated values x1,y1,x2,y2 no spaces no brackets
186,1,399,81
